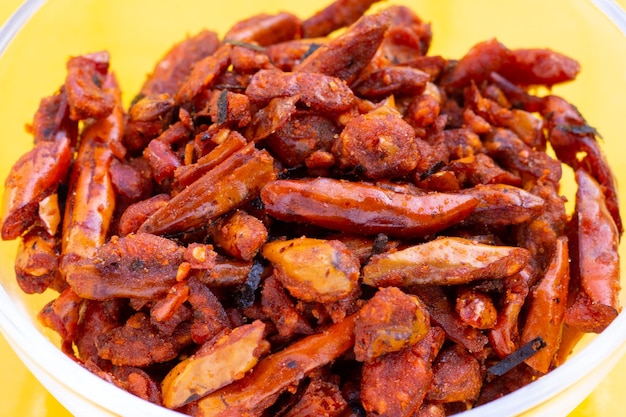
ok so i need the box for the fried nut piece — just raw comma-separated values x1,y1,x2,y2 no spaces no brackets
354,286,430,362
360,326,446,417
262,237,360,303
194,315,356,417
362,237,530,287
161,320,269,409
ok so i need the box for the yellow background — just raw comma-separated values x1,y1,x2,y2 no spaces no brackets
1,0,625,416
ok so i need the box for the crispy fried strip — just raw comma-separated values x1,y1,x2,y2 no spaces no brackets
520,236,570,373
195,315,356,417
139,143,277,235
363,237,530,287
261,178,478,238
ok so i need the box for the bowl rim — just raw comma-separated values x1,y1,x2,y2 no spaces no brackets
1,1,626,416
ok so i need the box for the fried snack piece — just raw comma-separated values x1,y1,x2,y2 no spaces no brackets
565,169,621,333
140,29,220,97
139,143,277,235
262,237,360,303
194,315,356,417
64,51,115,120
212,211,268,261
360,326,445,417
363,237,530,287
14,228,61,294
95,312,190,367
245,69,357,114
301,0,382,38
521,236,570,373
162,320,269,409
427,343,482,404
354,287,430,362
455,288,498,330
66,233,186,300
224,12,301,46
333,105,421,179
261,178,478,239
1,137,72,240
296,11,391,84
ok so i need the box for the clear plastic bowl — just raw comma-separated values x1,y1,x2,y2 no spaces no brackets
1,1,625,416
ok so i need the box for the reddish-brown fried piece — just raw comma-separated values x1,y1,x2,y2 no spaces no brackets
245,95,299,143
352,66,431,99
109,157,153,205
245,69,356,114
64,51,115,120
354,287,430,362
521,236,570,374
261,274,314,339
14,228,60,294
296,11,391,85
499,48,580,87
443,153,522,188
65,233,185,300
224,12,301,46
1,136,72,240
264,110,340,167
459,183,545,226
139,143,277,235
265,38,322,71
162,320,269,409
262,237,360,303
96,312,190,367
427,343,482,404
178,128,243,179
38,287,83,352
187,278,231,345
455,288,498,330
261,178,478,238
488,264,536,358
118,193,171,236
281,377,348,417
301,0,382,38
111,366,163,405
204,90,251,129
360,326,446,417
363,237,530,287
541,95,622,235
197,256,253,287
485,128,562,185
565,169,621,333
515,180,568,272
143,136,183,185
444,38,509,88
140,29,220,97
411,286,489,354
466,83,544,149
212,211,268,261
124,94,177,154
30,87,78,146
333,106,420,179
75,298,125,367
175,44,233,105
60,120,116,269
194,315,356,417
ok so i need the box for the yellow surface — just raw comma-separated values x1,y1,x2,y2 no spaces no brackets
0,0,626,416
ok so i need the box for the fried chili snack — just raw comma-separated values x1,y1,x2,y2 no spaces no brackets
1,0,622,416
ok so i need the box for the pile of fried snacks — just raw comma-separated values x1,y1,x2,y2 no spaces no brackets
1,0,621,415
